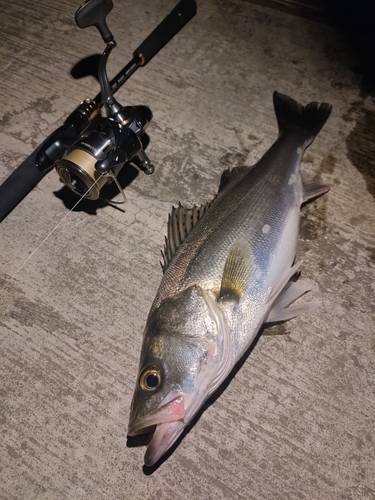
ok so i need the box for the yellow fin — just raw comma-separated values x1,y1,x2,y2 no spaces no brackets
219,242,251,301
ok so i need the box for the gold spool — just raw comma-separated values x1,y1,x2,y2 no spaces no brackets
55,149,107,200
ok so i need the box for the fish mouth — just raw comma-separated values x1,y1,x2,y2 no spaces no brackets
128,389,187,466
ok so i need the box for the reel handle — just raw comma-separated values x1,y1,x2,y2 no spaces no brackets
75,0,114,42
133,0,197,66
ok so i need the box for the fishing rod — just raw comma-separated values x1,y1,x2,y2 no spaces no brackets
0,0,197,222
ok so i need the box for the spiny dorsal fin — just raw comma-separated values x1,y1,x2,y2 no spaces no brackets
160,201,213,272
218,166,249,192
219,242,252,301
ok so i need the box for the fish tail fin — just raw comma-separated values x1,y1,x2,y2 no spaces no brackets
273,91,332,142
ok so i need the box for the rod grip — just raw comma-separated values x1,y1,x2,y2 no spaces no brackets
0,149,52,222
133,0,196,66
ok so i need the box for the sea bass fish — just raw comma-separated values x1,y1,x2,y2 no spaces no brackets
128,92,332,466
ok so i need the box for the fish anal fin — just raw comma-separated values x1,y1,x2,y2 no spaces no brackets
161,201,213,272
219,242,251,301
301,173,330,203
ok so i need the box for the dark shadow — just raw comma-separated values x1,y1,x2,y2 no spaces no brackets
345,107,375,201
126,324,270,474
245,0,375,97
127,431,155,448
327,0,375,96
53,162,139,215
70,54,101,83
330,0,375,201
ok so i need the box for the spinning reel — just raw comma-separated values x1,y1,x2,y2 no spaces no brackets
55,0,154,201
0,0,196,220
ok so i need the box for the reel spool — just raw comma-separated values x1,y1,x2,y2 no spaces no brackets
56,151,108,200
55,116,118,200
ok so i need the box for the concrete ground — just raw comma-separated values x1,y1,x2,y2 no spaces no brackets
1,0,375,498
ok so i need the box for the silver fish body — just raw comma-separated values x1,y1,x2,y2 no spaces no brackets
128,92,332,466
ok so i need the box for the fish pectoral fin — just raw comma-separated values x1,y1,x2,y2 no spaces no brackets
219,242,251,301
161,201,213,272
266,280,320,323
301,173,330,203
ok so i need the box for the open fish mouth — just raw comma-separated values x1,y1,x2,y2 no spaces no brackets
128,389,187,466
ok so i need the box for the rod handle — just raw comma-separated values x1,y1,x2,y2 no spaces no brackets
0,149,52,222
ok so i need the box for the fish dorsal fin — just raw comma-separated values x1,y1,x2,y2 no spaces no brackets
219,242,252,301
161,201,213,272
218,166,249,192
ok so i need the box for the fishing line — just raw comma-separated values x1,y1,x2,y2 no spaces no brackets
0,173,105,295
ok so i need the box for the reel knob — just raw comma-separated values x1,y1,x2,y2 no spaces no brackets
75,0,114,42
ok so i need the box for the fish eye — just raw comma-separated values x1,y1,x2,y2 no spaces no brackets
139,367,162,391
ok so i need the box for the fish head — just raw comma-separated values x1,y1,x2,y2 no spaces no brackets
128,284,231,466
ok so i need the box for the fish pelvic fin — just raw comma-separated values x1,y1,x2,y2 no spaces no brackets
265,261,320,323
161,201,213,272
266,281,320,323
219,242,252,301
273,91,332,143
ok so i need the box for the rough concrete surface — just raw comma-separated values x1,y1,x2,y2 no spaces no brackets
1,0,374,499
